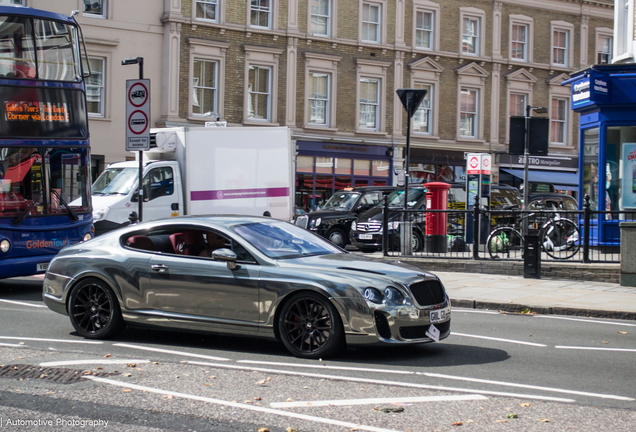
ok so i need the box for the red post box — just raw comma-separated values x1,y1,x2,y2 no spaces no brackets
423,182,451,253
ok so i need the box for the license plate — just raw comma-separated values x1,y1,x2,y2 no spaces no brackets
430,309,446,323
36,262,49,272
359,234,373,240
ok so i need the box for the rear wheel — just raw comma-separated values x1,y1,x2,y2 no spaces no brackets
68,278,124,339
541,219,580,260
412,231,423,252
487,227,525,260
326,228,347,248
278,292,344,359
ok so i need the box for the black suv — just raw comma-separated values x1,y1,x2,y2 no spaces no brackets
294,186,396,247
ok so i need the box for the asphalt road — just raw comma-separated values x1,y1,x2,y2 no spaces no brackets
0,277,635,431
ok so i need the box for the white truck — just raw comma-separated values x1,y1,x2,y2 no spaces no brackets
91,126,294,236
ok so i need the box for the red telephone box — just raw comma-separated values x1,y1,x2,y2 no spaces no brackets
423,182,451,253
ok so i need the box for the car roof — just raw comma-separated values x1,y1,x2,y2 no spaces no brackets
528,192,575,200
350,186,396,191
120,214,280,232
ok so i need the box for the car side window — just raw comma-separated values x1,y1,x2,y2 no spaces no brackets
564,199,577,210
143,167,174,201
360,191,382,206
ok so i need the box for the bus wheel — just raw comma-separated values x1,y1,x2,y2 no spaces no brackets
68,278,124,339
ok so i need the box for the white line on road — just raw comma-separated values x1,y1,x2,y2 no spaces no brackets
534,316,636,327
555,346,636,353
237,360,415,375
452,309,501,315
85,376,401,432
112,343,230,361
270,394,488,408
0,336,103,344
0,299,46,308
420,372,634,401
40,359,150,367
183,360,575,403
452,332,547,347
0,342,24,347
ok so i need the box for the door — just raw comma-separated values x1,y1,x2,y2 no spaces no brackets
141,166,179,221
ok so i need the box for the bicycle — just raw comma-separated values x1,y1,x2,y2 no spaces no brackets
486,207,580,260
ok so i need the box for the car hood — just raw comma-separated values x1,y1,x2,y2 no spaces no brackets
356,207,405,222
278,253,437,286
90,194,129,209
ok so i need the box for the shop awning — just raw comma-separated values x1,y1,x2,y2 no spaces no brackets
500,168,579,191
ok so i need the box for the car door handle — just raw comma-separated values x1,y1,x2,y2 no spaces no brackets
151,264,168,273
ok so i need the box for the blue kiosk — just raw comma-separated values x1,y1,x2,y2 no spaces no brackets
565,64,636,246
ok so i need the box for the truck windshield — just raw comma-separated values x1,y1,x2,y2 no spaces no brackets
92,167,138,195
386,189,426,208
322,192,361,211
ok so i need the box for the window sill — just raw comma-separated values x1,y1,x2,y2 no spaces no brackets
456,137,485,144
88,116,110,122
413,134,439,140
244,119,280,127
355,130,388,137
303,125,338,132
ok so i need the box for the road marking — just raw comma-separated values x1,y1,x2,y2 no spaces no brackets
534,316,636,327
421,372,634,401
270,394,488,408
40,359,150,367
112,343,230,361
452,309,501,315
0,342,24,347
85,376,401,432
0,336,103,344
183,361,575,403
555,346,636,353
0,299,46,308
237,360,415,375
452,332,547,347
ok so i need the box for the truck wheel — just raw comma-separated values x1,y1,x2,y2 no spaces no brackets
326,228,347,248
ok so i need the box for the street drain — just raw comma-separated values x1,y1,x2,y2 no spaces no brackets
0,364,116,384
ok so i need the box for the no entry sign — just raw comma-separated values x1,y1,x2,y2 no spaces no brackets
125,79,150,151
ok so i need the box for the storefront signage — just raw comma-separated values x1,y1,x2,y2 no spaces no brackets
570,71,610,110
498,153,578,170
296,140,389,157
572,78,591,108
621,143,636,209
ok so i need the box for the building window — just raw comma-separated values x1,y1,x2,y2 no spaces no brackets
86,58,105,117
359,78,379,130
459,88,478,138
0,0,24,4
361,2,381,43
248,66,271,121
195,0,218,21
83,0,106,18
551,98,567,145
413,83,432,134
509,93,526,117
553,30,568,67
597,35,613,64
310,0,330,36
308,72,329,125
462,17,479,55
415,10,433,50
192,60,217,116
511,24,527,61
250,0,271,29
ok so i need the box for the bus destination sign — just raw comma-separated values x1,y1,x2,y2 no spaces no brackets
4,101,70,123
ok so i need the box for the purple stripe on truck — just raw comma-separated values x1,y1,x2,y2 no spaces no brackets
191,187,290,201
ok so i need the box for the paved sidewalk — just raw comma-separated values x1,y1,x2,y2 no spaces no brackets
437,271,636,321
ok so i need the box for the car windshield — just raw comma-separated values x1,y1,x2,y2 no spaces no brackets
491,188,521,208
92,167,138,195
386,188,426,208
321,192,361,211
233,220,341,259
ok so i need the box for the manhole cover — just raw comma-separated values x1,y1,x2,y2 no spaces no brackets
0,364,116,384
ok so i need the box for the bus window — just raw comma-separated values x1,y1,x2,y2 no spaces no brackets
0,15,36,79
34,19,80,81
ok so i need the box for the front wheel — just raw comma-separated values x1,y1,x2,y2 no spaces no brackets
278,292,344,359
68,278,124,339
326,228,347,248
541,219,580,260
487,227,525,260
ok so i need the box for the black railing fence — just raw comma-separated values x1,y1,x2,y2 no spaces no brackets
379,194,632,263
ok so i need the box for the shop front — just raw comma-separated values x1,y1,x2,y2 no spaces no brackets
295,141,392,213
497,153,579,195
566,63,636,245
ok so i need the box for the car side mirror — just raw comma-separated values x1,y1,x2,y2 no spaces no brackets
212,248,239,270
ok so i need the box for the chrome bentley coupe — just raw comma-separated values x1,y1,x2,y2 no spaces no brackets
43,216,451,358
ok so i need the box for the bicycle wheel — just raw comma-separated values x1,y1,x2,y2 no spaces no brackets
541,219,580,260
486,227,525,260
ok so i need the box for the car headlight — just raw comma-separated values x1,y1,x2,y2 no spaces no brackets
309,217,321,227
83,233,92,242
0,239,10,253
388,221,400,230
93,207,110,222
364,287,384,304
384,287,403,303
351,221,357,231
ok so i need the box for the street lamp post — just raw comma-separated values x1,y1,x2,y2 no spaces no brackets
522,105,548,236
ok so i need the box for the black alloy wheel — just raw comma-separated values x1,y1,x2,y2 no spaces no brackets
68,278,124,339
278,292,344,359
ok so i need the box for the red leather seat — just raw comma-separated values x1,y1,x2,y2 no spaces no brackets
169,233,184,254
180,231,206,256
127,235,155,251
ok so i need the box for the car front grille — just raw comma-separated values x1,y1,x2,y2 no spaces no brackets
408,279,445,307
295,215,308,229
400,320,451,340
374,312,392,339
357,221,382,232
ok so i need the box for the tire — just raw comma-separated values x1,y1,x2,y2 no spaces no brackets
411,231,423,252
541,219,580,260
278,292,344,359
67,278,124,339
326,228,347,248
487,227,525,260
359,247,378,253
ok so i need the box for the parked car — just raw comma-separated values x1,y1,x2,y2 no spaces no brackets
294,186,396,247
526,192,579,227
42,215,451,359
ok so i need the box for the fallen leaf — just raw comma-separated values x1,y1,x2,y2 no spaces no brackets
538,418,550,422
83,371,92,375
301,386,308,389
163,395,174,399
496,420,508,423
521,308,531,314
123,389,131,393
205,383,209,386
151,362,159,365
18,342,24,345
257,428,270,432
618,331,628,335
244,400,253,404
286,428,297,432
603,341,609,344
506,413,518,419
122,373,132,377
254,397,262,400
209,376,216,379
285,398,294,402
373,407,380,411
103,354,111,359
127,363,137,367
97,367,103,370
256,379,266,385
267,377,273,381
451,422,462,426
520,403,531,407
380,407,404,413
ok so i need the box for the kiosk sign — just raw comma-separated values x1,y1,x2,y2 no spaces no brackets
125,79,150,151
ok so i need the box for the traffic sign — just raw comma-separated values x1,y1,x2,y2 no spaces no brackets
125,79,150,151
